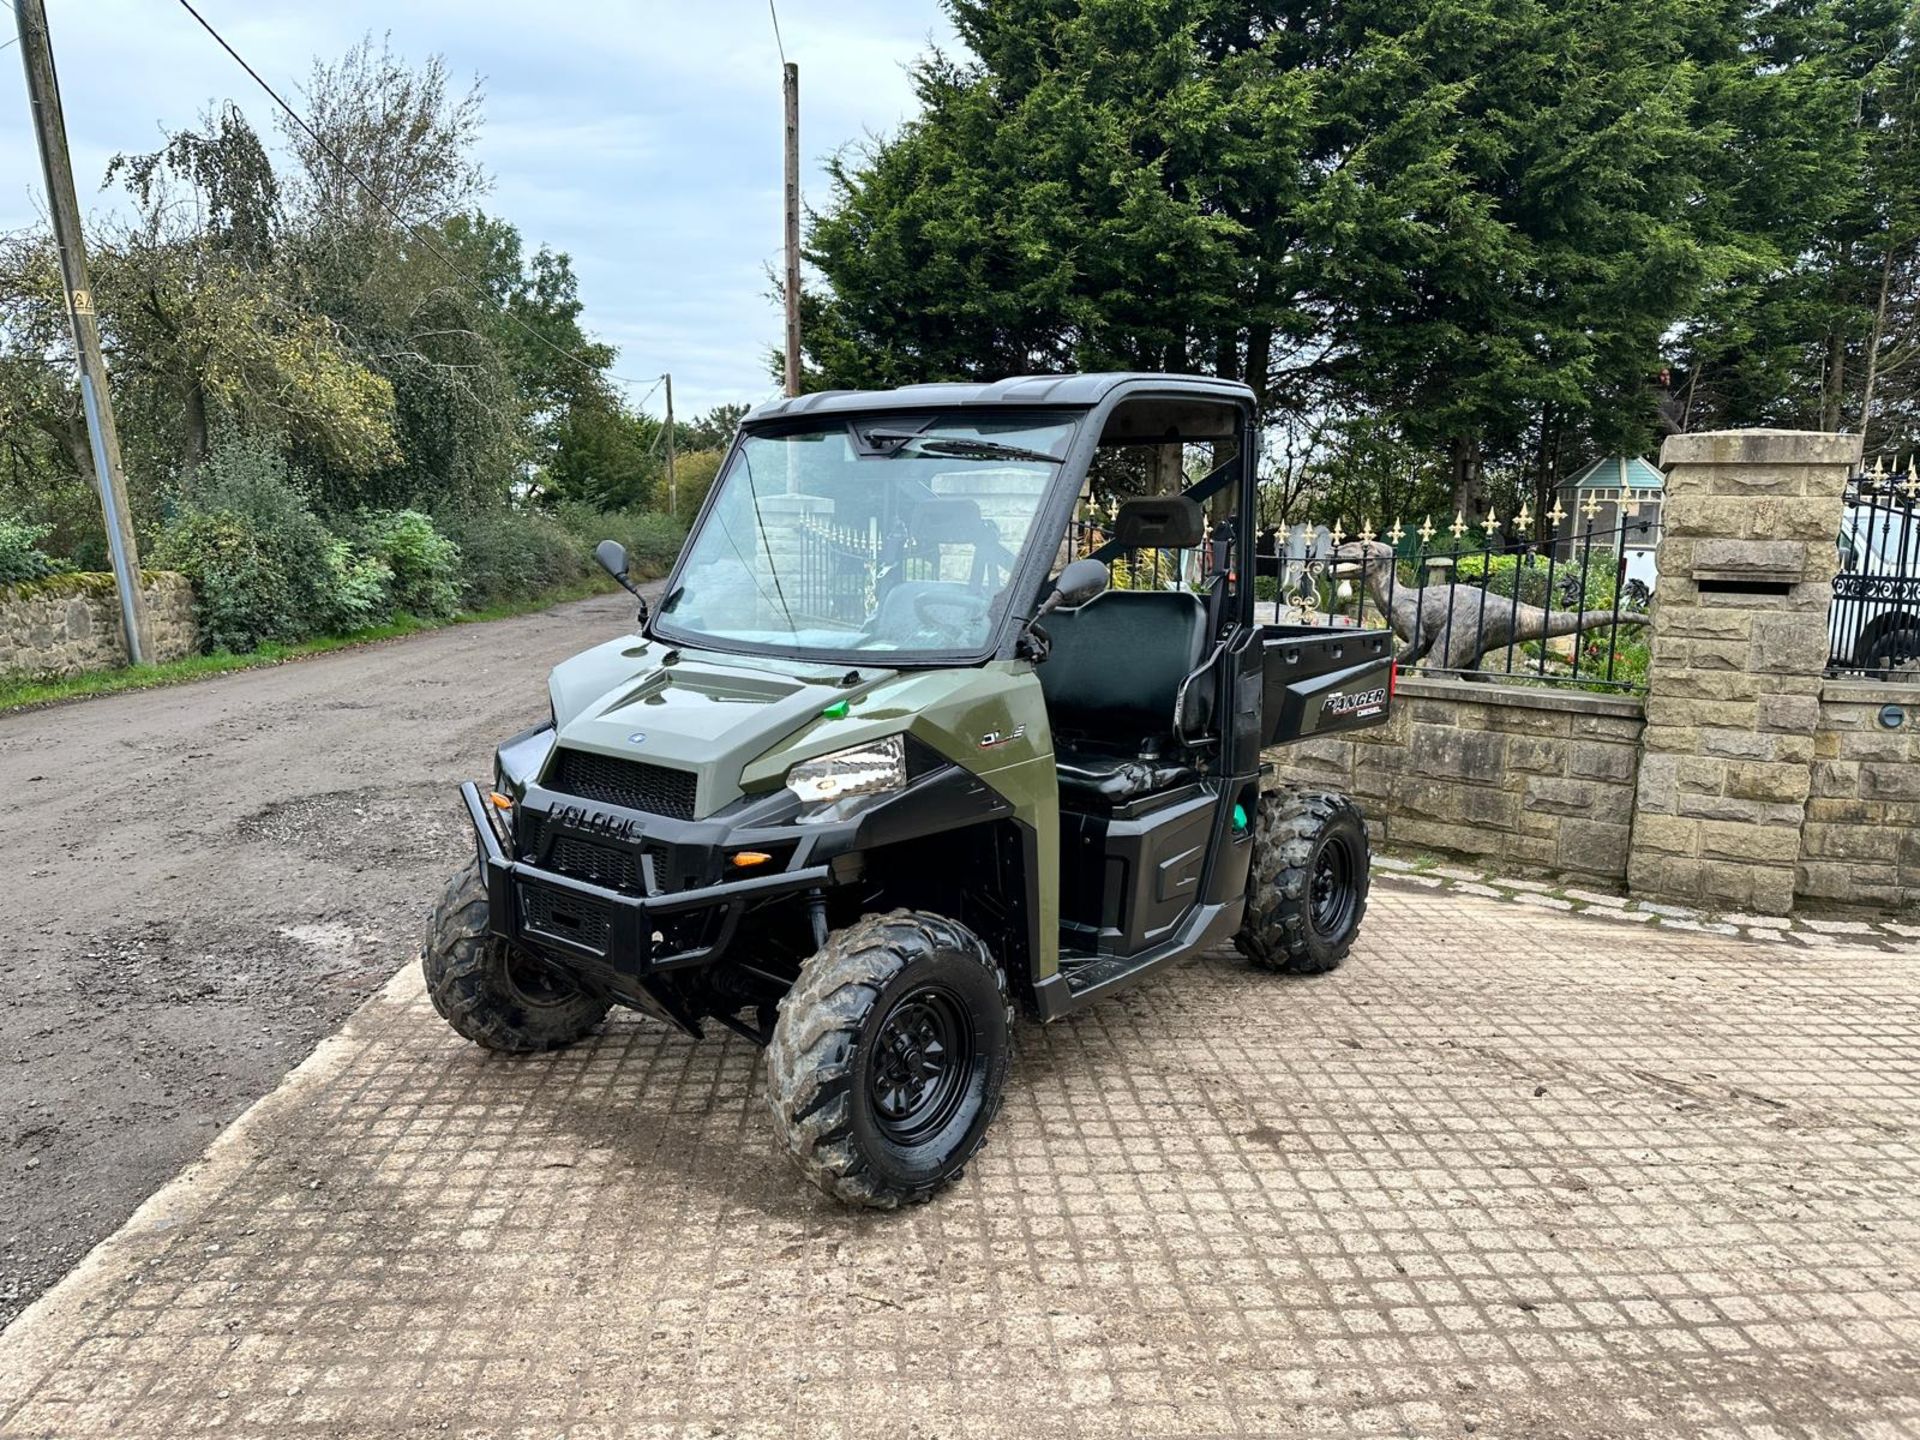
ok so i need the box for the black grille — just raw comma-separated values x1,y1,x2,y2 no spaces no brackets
548,836,640,892
548,748,697,819
515,810,545,860
519,883,612,952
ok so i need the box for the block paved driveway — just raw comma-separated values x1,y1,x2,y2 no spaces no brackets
1,884,1916,1439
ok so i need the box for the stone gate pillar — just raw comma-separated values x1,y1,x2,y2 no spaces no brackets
1627,429,1861,914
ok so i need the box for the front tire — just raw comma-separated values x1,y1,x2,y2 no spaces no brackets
423,859,610,1053
1236,790,1370,975
765,910,1012,1209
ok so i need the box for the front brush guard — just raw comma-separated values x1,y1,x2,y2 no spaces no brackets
462,781,832,982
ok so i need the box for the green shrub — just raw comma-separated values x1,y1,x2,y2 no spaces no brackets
156,440,340,652
555,503,685,579
1451,550,1622,611
437,506,586,607
155,510,334,653
0,516,68,584
666,449,725,524
1518,630,1651,692
355,509,462,619
322,539,393,631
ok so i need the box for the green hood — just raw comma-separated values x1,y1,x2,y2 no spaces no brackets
547,637,902,816
543,635,1060,975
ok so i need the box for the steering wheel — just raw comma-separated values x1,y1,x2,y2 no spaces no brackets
912,588,990,642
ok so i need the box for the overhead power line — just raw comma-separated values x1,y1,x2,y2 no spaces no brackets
767,0,787,64
171,0,664,403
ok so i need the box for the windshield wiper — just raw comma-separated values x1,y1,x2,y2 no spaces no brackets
861,430,1062,465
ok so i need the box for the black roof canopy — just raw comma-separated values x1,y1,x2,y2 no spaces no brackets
744,372,1255,424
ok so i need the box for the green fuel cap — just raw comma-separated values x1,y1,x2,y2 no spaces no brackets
1232,803,1249,830
821,699,850,719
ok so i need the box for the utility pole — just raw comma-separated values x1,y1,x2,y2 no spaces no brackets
16,0,152,665
783,61,802,398
663,373,677,518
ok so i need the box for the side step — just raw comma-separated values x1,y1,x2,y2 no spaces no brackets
1036,898,1243,1020
1059,954,1148,995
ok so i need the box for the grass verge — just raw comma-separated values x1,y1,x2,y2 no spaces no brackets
0,578,616,715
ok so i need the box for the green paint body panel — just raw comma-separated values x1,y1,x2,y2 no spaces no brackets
744,660,1061,980
547,636,1063,980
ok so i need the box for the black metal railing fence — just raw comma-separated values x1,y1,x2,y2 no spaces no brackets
1829,459,1920,680
1070,496,1654,690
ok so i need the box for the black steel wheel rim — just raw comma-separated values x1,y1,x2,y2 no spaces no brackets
1309,837,1357,938
503,946,578,1009
869,984,974,1147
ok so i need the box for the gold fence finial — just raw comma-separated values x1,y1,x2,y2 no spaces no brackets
1448,511,1467,541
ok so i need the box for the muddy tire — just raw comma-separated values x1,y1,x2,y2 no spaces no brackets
423,859,610,1053
1235,790,1370,975
765,910,1012,1210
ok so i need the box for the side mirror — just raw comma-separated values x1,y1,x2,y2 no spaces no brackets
594,538,648,623
1021,559,1108,662
594,539,630,582
1051,557,1110,610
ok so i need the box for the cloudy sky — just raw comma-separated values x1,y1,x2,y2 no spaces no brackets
0,0,961,418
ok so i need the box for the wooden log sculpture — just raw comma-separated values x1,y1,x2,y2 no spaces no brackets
1330,539,1649,676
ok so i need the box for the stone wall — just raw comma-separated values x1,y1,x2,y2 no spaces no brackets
1264,675,1646,885
0,573,197,677
1626,429,1862,914
1801,681,1920,908
1259,427,1919,917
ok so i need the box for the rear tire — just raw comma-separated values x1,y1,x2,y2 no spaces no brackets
1236,790,1370,975
423,859,610,1053
765,910,1012,1209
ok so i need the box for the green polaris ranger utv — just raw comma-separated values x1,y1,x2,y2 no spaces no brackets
426,373,1393,1208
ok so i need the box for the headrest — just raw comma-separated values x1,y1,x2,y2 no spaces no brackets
910,497,989,544
1111,495,1205,550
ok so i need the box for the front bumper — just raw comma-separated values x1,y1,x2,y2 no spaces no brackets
462,781,838,982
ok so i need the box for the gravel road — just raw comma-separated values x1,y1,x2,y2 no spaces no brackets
0,590,647,1330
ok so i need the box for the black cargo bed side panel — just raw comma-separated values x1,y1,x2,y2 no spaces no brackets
1259,626,1395,744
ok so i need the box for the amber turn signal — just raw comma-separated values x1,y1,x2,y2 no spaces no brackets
730,851,772,868
486,791,514,810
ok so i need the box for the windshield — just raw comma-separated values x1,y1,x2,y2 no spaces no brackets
655,413,1074,659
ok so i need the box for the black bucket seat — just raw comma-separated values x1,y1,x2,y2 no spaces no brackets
1038,497,1217,807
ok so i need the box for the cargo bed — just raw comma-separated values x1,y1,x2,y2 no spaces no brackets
1259,624,1396,745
